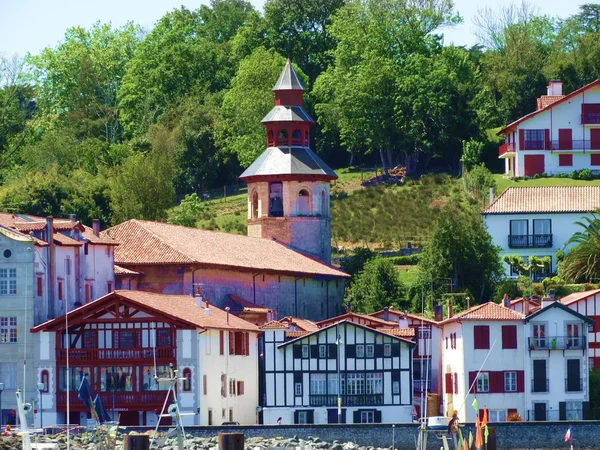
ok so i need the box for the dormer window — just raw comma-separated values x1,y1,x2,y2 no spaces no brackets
267,130,274,147
298,189,310,215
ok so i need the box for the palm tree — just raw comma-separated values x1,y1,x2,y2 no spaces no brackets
561,212,600,282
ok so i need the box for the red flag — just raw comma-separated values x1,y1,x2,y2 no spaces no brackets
475,416,483,450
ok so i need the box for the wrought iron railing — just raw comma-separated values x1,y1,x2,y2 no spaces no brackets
309,394,384,407
508,234,553,248
528,336,586,350
530,378,549,393
565,377,583,392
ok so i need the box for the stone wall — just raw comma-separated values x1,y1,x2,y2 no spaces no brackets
123,421,600,450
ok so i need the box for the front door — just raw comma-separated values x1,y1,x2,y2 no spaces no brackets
534,402,547,421
533,360,547,392
592,129,600,150
524,155,545,177
567,359,581,392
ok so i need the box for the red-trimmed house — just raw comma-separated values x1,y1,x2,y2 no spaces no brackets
31,290,259,427
560,289,600,369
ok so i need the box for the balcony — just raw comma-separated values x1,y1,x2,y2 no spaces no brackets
582,113,600,124
528,336,586,351
508,234,552,249
565,378,583,392
309,394,384,407
549,140,600,151
498,143,515,158
56,390,172,410
57,347,176,363
531,378,549,393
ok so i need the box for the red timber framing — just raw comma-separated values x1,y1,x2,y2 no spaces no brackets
31,292,198,416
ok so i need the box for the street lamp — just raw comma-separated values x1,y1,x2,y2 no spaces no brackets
0,382,4,427
37,383,44,429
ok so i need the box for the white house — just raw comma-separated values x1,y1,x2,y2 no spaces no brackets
440,302,526,423
523,300,593,421
31,290,259,427
497,79,600,177
260,319,415,424
483,186,600,277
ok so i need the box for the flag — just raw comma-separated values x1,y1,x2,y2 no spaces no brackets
481,407,488,428
468,431,473,448
484,424,489,445
93,395,111,423
77,375,93,410
475,416,483,450
458,427,464,449
472,397,478,414
564,426,572,442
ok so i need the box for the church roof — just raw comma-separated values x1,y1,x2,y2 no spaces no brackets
239,146,337,180
104,219,348,278
261,105,314,123
273,59,304,91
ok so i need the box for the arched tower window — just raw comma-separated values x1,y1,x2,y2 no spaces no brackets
269,182,284,217
292,129,302,146
40,370,49,393
251,190,259,219
321,190,327,216
277,130,288,146
182,368,192,391
298,189,310,215
267,130,274,147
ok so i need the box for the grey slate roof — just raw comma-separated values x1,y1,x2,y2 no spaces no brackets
261,105,314,123
239,147,337,180
273,59,305,91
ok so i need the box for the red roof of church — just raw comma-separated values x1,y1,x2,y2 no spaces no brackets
105,219,348,278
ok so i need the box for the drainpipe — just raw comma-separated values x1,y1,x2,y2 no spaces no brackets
46,217,55,319
252,273,262,304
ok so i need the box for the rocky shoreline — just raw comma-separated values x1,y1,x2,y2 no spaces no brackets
0,432,395,450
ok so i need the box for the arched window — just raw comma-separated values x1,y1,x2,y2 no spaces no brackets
321,190,327,216
298,189,310,215
251,190,259,219
277,130,288,146
182,368,192,392
267,130,274,147
292,129,302,146
40,370,49,393
269,182,284,217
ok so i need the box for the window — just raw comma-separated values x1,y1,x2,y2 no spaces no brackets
208,408,213,425
0,317,17,343
384,343,391,357
114,330,136,349
356,345,364,358
229,378,236,396
523,129,545,149
509,220,528,248
182,368,192,391
346,373,365,395
502,325,517,349
477,373,489,393
295,382,302,396
82,330,97,348
302,344,309,358
221,374,227,397
559,154,573,166
203,374,207,395
267,130,274,147
298,189,310,215
327,373,338,395
59,366,91,392
310,373,327,395
85,282,93,303
268,182,283,217
102,366,134,392
251,191,259,219
532,219,552,247
319,344,326,358
237,380,244,395
84,243,89,255
532,324,546,348
473,326,490,350
0,268,17,295
320,190,327,216
360,411,375,423
392,381,400,394
58,279,63,300
157,329,172,347
292,129,302,145
40,370,49,393
504,372,517,392
567,323,581,347
37,276,43,297
488,409,507,422
297,411,308,424
366,373,383,394
219,330,224,355
277,129,288,145
366,344,374,358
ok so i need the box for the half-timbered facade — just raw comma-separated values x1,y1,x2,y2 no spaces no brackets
260,320,415,425
31,290,259,427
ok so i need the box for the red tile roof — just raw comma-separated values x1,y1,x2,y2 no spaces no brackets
279,316,320,331
370,309,439,325
483,186,600,214
261,320,288,329
316,312,397,328
560,289,600,306
286,331,310,338
105,220,348,278
225,293,274,313
380,328,415,337
536,95,564,110
510,297,540,307
440,302,524,324
114,265,141,276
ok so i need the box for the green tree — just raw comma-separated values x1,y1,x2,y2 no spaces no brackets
461,140,484,171
167,193,206,227
346,257,406,313
339,247,377,282
560,213,600,282
502,255,552,278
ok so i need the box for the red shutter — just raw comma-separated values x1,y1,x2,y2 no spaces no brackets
494,372,504,393
519,129,525,150
454,373,458,394
479,409,485,421
468,372,477,393
239,381,244,395
37,277,43,297
558,129,572,150
473,327,480,349
445,337,448,349
516,371,525,393
559,154,573,166
58,280,63,300
482,326,490,349
544,129,551,149
591,154,600,166
219,330,224,355
445,373,453,394
474,326,490,350
502,326,517,349
229,331,235,355
246,332,250,356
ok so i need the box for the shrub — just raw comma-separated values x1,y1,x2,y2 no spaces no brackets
541,172,548,178
386,254,422,265
579,168,594,180
507,412,523,422
571,170,580,180
533,173,540,179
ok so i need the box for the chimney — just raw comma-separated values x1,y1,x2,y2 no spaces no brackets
489,187,494,205
225,306,230,325
194,286,203,308
383,307,389,322
448,299,453,319
346,303,352,314
547,80,563,96
466,296,471,310
92,219,100,237
434,305,443,322
523,298,530,316
46,217,55,319
503,293,510,308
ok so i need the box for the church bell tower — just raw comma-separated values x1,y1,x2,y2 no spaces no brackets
239,59,337,264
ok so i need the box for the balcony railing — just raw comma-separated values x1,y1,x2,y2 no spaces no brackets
582,113,600,124
57,347,176,362
549,140,600,151
309,394,384,407
526,409,560,421
508,234,553,249
56,390,172,409
413,380,431,392
531,378,549,393
565,378,583,392
499,143,516,157
528,336,586,351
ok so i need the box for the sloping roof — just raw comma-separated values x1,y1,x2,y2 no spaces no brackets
82,226,119,245
510,297,541,306
440,302,524,325
222,293,274,314
273,59,304,91
524,300,594,324
483,186,600,214
105,220,348,278
560,289,600,306
537,95,564,110
261,106,314,123
370,309,439,326
497,79,600,136
279,316,319,331
114,265,141,276
316,312,397,328
239,146,337,180
32,290,259,333
380,328,415,338
261,320,288,330
286,330,309,338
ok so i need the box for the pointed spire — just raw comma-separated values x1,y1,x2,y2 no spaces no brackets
273,59,304,91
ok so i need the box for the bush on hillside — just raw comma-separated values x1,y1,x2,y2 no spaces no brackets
386,254,422,265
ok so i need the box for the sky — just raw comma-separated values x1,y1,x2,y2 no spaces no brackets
0,0,586,58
